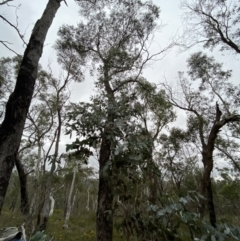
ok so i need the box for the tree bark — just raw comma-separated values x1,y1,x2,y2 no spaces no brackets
39,101,63,230
0,0,62,212
96,131,113,241
206,179,216,228
96,63,116,241
199,103,240,227
63,165,77,229
199,175,217,227
49,194,55,216
15,155,29,215
86,187,90,211
198,106,221,225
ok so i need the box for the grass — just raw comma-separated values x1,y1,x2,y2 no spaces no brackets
0,207,125,241
1,205,240,241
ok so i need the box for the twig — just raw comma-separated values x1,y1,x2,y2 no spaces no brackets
0,40,20,55
0,15,27,45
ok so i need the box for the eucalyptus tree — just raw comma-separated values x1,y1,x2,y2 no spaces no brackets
181,0,240,54
163,52,240,227
6,65,78,233
0,0,65,212
0,54,82,233
65,86,145,240
0,0,104,213
31,60,83,231
64,78,177,240
0,56,70,217
0,57,52,215
159,127,199,196
129,79,176,203
112,82,177,240
60,154,95,229
56,1,171,239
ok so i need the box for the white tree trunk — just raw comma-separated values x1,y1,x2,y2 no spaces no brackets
21,223,26,241
63,165,77,229
49,194,55,216
30,143,42,215
86,187,90,211
72,189,77,211
35,143,42,178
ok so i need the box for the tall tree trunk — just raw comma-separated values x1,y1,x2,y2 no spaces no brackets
198,104,239,227
86,187,90,211
199,144,217,228
63,166,77,229
29,143,42,216
38,163,56,231
39,106,62,231
96,68,115,241
49,194,55,216
97,102,114,239
199,173,217,227
27,143,42,235
199,153,213,219
0,0,62,212
206,179,216,228
96,132,113,241
15,155,29,215
148,159,158,204
38,180,52,231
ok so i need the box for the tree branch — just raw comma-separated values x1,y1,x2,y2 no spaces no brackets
0,0,13,5
216,146,240,173
0,15,27,45
0,40,20,55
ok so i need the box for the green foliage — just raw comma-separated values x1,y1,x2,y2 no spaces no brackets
221,182,239,201
144,192,240,241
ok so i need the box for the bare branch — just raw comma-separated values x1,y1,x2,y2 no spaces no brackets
0,15,27,45
0,40,20,55
0,0,13,5
216,146,240,173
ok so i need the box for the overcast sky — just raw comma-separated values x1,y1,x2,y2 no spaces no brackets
1,0,238,97
0,0,239,170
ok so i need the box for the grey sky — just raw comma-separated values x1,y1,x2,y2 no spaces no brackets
1,1,238,93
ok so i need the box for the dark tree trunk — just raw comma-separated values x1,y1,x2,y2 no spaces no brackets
95,66,115,241
0,0,62,212
199,153,213,219
96,131,113,241
9,194,18,212
15,155,29,215
0,155,15,214
198,104,239,227
207,179,216,228
199,138,217,227
199,173,216,227
39,217,49,231
148,162,158,204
